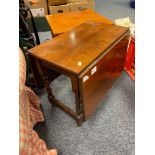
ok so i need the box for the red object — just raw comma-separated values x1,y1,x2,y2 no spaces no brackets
124,37,135,80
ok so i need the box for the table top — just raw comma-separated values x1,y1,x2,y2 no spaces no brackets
28,22,129,75
45,9,113,35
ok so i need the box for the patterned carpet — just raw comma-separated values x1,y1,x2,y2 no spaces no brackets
34,71,135,155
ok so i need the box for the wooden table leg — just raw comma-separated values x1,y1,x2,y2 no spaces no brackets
43,75,56,108
35,60,84,126
71,76,84,126
75,94,82,115
35,60,56,108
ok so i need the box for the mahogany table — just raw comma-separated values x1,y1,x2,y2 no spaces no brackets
45,9,113,37
28,22,129,126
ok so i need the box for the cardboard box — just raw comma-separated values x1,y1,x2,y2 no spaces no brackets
70,0,95,12
67,0,87,3
24,0,48,18
48,0,67,6
49,0,95,14
30,8,45,17
49,4,70,14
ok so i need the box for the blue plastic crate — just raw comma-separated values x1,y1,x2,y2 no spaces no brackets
130,0,135,9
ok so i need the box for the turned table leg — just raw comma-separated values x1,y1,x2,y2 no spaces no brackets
75,94,82,115
43,75,56,108
71,76,84,126
35,60,84,126
34,59,56,108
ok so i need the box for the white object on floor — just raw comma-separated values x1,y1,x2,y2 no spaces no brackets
114,17,135,37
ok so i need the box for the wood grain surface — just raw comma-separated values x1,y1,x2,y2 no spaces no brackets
28,21,129,125
79,36,129,119
45,9,113,36
28,22,129,75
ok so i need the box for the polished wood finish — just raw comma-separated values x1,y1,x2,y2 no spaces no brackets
28,22,129,126
45,9,113,36
80,36,129,119
29,22,128,75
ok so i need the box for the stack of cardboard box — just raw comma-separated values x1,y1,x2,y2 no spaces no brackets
48,0,67,6
24,0,48,17
48,0,95,14
24,0,95,18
